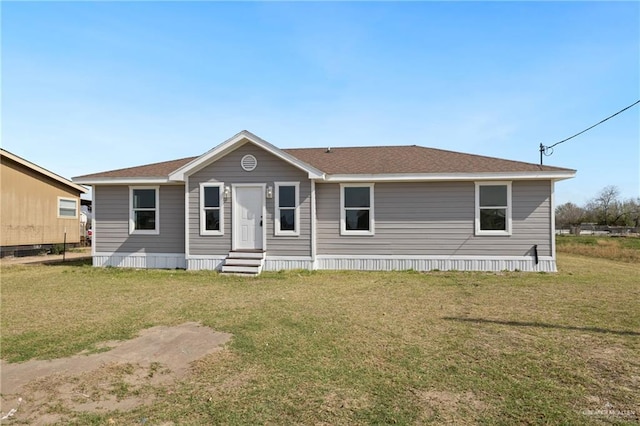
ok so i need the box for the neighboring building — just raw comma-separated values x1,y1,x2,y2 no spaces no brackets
73,130,575,273
1,149,88,257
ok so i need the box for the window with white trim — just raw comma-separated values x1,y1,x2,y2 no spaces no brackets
58,197,78,218
475,182,512,235
129,186,159,235
275,182,299,236
200,183,224,235
340,183,374,235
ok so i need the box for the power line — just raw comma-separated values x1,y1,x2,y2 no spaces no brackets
539,99,640,165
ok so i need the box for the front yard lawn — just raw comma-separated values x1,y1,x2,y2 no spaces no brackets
1,254,639,424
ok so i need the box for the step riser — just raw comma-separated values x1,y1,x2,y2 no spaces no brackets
228,252,264,259
222,266,261,274
225,259,262,267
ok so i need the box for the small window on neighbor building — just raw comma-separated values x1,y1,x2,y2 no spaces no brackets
58,197,78,218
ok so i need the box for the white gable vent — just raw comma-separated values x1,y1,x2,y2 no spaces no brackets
241,154,257,171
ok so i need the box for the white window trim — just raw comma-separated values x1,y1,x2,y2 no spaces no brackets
129,186,160,235
200,182,224,236
274,182,300,236
57,196,78,219
340,183,375,236
475,181,512,236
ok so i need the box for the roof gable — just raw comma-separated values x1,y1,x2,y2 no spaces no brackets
168,130,324,181
1,149,88,194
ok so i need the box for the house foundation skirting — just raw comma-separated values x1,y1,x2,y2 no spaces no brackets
315,255,556,272
93,253,556,272
263,257,314,271
93,252,186,269
186,256,226,271
186,256,313,271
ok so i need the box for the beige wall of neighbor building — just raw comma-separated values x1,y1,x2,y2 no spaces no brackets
1,150,87,249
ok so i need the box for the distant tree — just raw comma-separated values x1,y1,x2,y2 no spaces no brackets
621,197,640,227
589,185,623,226
555,202,585,234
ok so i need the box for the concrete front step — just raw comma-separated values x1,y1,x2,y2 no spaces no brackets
221,250,265,275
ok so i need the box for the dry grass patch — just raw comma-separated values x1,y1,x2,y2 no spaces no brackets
557,235,640,263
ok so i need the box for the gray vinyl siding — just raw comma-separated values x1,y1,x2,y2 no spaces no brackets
94,185,185,253
188,143,312,257
316,180,552,257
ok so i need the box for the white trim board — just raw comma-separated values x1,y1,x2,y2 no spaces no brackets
184,176,190,258
94,252,186,257
76,172,576,187
322,171,575,183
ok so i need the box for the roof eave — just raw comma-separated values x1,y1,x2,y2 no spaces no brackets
72,177,176,185
321,171,577,182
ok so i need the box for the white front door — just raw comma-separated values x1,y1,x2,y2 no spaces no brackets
233,186,264,250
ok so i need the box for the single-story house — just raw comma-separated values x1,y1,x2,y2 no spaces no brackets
73,130,576,273
1,148,88,257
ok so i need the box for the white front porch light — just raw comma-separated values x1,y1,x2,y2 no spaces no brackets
266,186,273,199
223,186,231,200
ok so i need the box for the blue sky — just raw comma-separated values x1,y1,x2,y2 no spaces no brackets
2,1,638,205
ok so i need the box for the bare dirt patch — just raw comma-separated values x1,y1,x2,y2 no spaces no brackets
0,323,231,424
414,389,487,424
0,247,92,266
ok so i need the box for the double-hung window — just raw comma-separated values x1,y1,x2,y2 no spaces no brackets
340,183,374,235
130,186,159,234
58,197,78,218
200,183,224,235
275,182,299,236
475,182,511,235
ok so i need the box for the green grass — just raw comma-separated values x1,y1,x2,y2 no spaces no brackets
1,255,639,424
556,235,640,263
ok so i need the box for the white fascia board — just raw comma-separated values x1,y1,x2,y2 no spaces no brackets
321,170,576,182
2,149,89,193
72,177,177,185
168,130,325,181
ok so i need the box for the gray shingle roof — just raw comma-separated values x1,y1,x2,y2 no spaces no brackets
74,145,574,180
284,146,572,174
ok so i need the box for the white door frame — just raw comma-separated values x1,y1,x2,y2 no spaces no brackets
231,184,266,251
